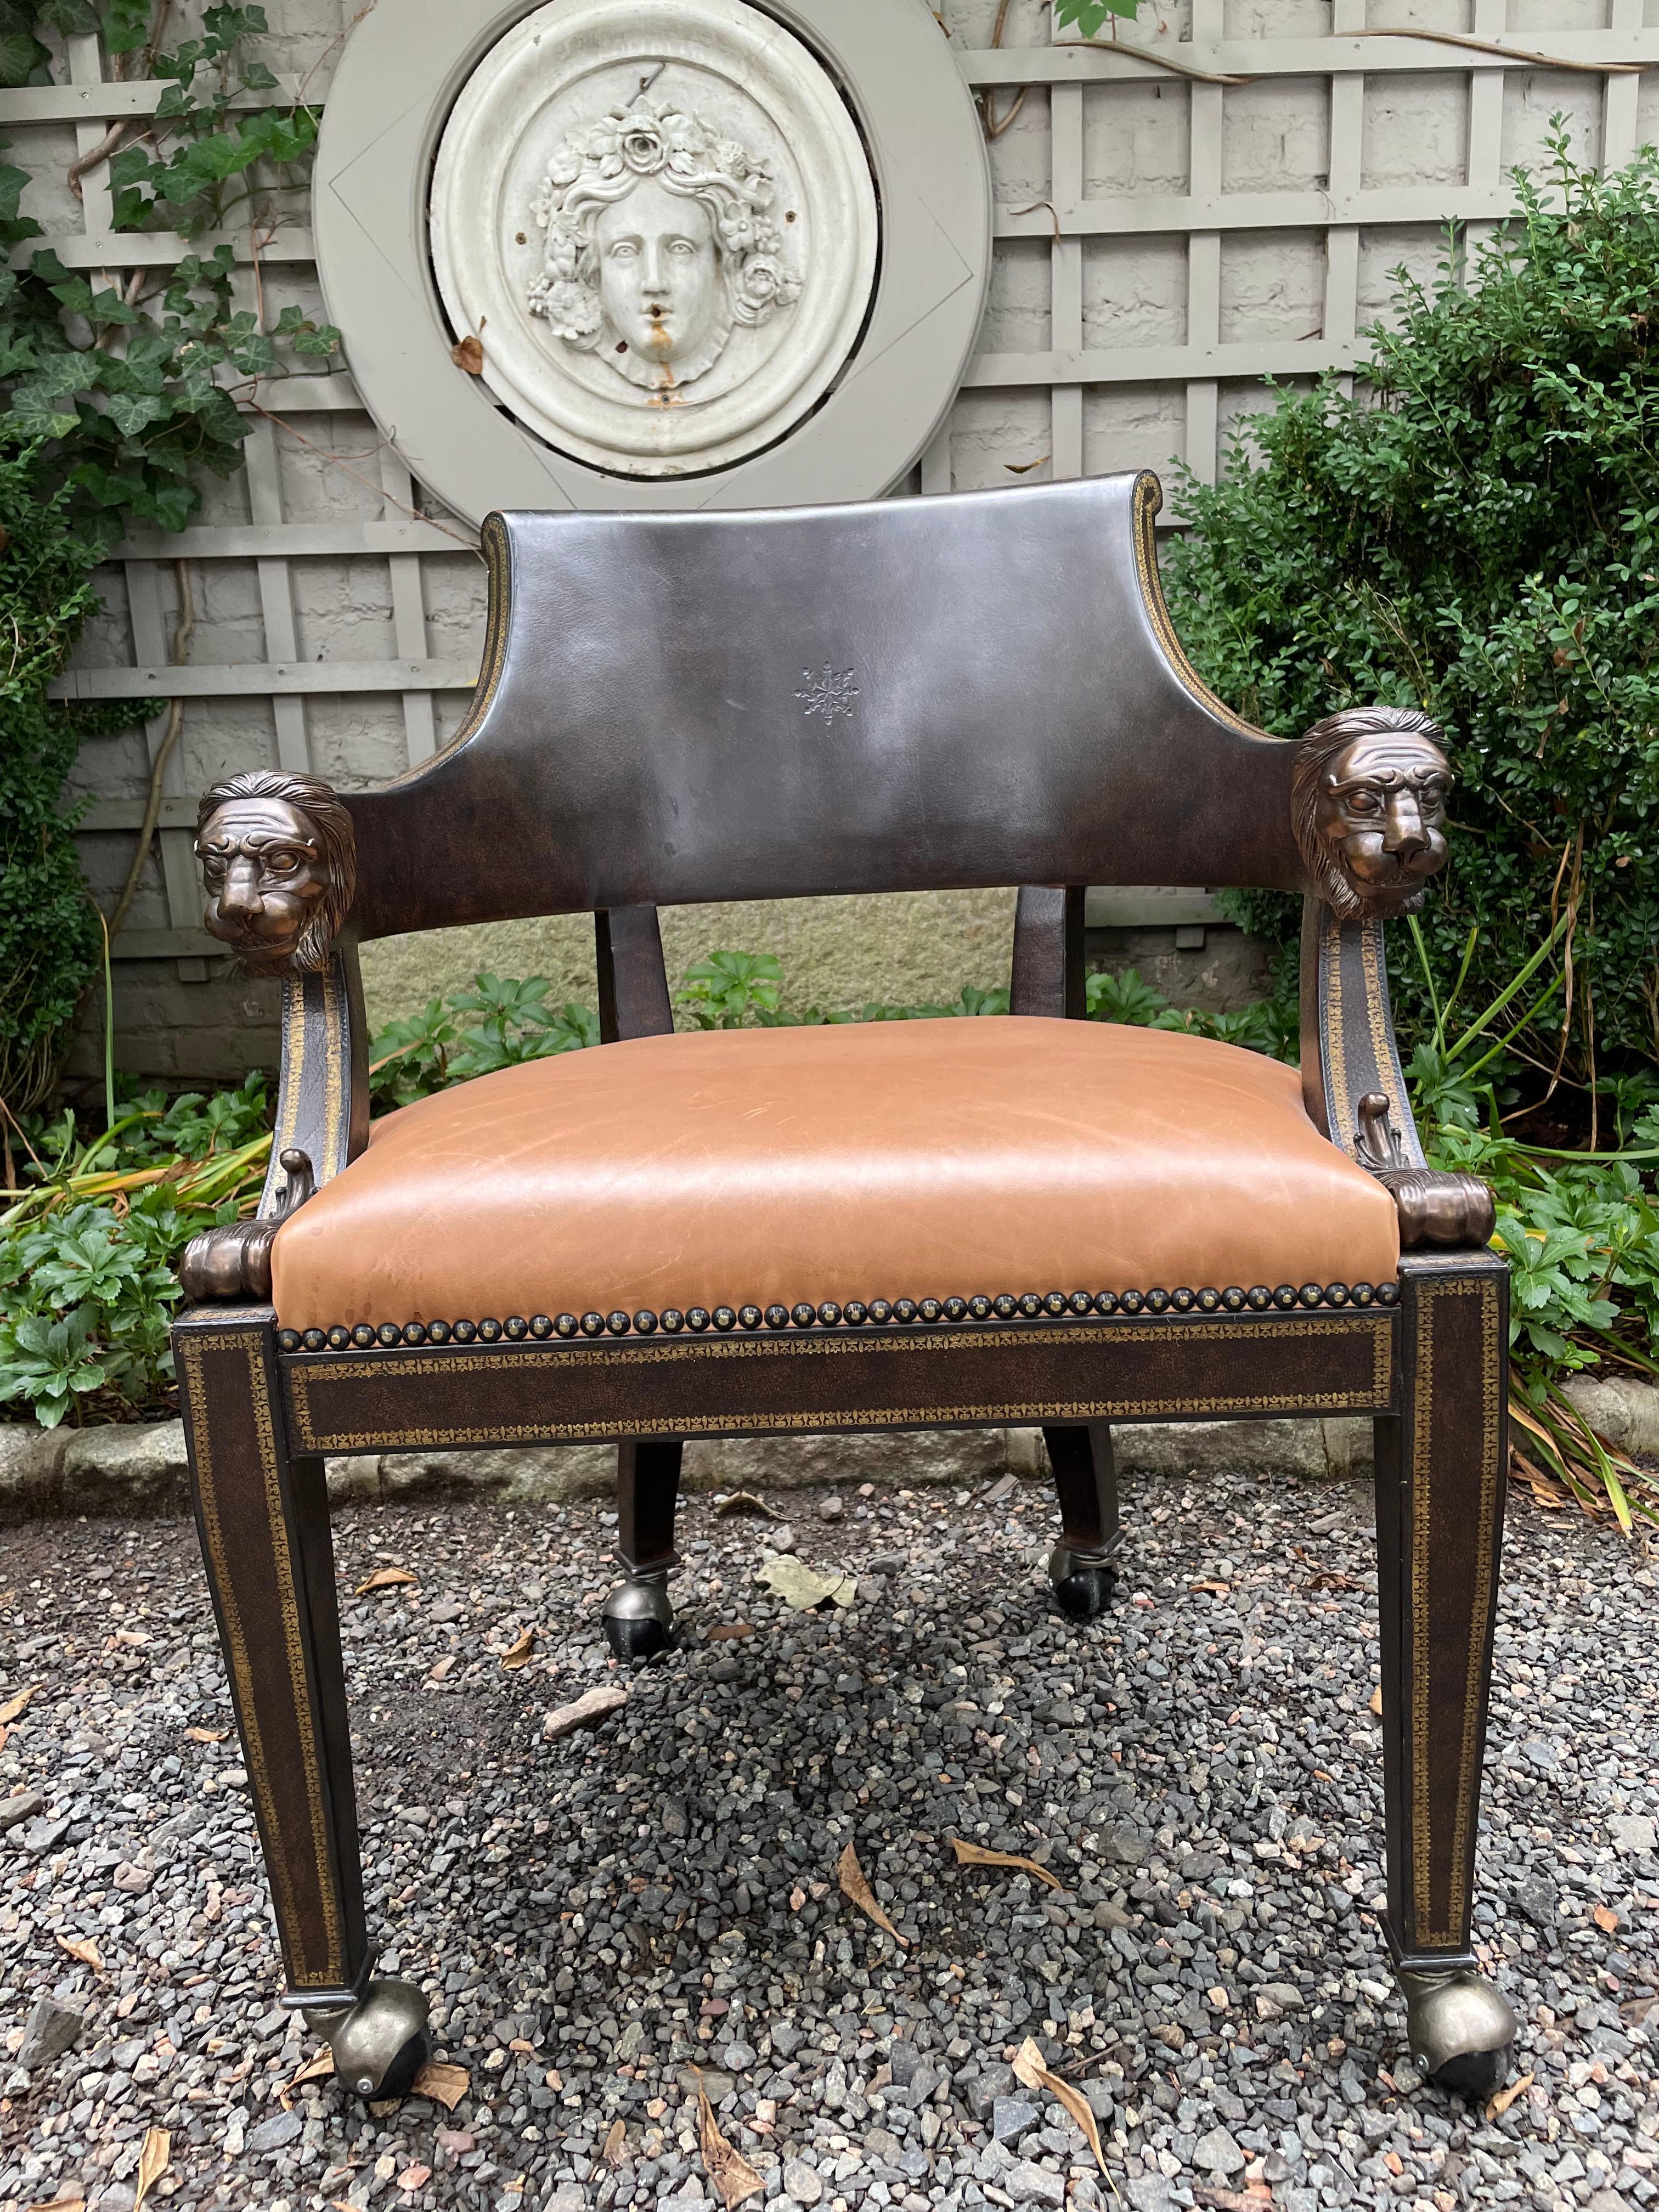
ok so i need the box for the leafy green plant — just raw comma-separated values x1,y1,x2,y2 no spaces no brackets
1085,966,1300,1063
1162,127,1659,1099
1,1072,272,1425
678,950,784,1030
369,978,597,1112
1053,0,1142,32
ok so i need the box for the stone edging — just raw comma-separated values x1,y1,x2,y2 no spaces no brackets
0,1413,1383,1516
5,1376,1649,1514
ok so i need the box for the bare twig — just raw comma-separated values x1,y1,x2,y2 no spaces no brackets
245,400,479,550
1356,27,1646,76
67,120,134,200
108,559,194,943
979,0,1029,143
1048,37,1254,85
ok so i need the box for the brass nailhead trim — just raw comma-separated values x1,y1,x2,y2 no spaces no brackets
275,1280,1398,1355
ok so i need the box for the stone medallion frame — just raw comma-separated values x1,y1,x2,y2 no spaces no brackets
314,0,991,520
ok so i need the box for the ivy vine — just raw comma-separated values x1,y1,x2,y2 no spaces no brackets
0,2,336,1116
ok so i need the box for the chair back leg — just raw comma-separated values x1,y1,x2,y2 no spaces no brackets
174,1308,431,2099
603,1437,685,1658
1043,1419,1120,1621
1373,1251,1517,2095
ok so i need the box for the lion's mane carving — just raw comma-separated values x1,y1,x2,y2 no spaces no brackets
1293,705,1453,920
195,769,356,974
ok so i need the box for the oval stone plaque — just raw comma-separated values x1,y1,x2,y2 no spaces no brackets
429,0,879,478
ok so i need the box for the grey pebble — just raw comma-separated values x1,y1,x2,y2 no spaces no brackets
1002,2159,1065,2207
990,2095,1040,2144
721,2039,757,2071
247,2107,304,2152
0,1788,44,1832
783,2158,823,2204
19,1994,84,2068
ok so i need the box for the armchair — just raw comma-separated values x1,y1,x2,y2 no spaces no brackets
173,472,1515,2103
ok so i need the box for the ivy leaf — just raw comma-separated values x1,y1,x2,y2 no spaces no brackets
101,0,154,52
36,0,99,31
0,29,50,87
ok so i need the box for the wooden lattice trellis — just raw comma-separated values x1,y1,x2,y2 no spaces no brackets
3,8,1652,964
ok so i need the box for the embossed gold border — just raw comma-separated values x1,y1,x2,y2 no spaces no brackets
385,511,511,786
180,1330,345,1989
1319,909,1423,1169
1408,1274,1503,1949
287,1316,1395,1452
1130,473,1262,741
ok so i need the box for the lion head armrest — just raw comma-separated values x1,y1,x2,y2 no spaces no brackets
179,773,368,1303
1293,708,1496,1255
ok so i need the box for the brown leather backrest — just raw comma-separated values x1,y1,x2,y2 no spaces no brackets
347,471,1299,941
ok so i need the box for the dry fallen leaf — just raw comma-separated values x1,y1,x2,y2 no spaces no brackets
1486,2069,1534,2122
1593,1904,1620,1933
756,1556,856,1611
132,2126,170,2212
698,2089,765,2207
24,2197,86,2212
602,2118,628,2168
950,1836,1063,1892
500,1627,536,1671
356,1566,418,1595
837,1841,906,1945
1188,1580,1232,1595
55,1934,103,1970
411,2060,470,2111
715,1492,783,1519
284,2048,336,2096
185,1726,228,1745
452,334,484,374
0,1683,38,1725
707,1623,754,1642
1368,1685,1384,1717
1012,2037,1105,2172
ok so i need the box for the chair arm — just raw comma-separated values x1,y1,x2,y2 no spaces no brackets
179,770,368,1301
1291,708,1493,1252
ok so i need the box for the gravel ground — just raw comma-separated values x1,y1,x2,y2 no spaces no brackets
2,1464,1656,2212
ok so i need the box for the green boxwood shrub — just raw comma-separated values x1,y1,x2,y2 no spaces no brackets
1162,127,1659,1096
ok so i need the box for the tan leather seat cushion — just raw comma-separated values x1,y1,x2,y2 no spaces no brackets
271,1017,1398,1328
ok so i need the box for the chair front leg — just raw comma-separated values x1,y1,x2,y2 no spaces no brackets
174,1307,430,2100
1373,1252,1516,2096
1044,1420,1119,1621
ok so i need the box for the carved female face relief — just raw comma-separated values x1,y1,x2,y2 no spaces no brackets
427,0,877,478
1293,708,1453,919
195,771,356,973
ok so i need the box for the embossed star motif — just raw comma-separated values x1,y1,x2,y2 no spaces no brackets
794,661,860,726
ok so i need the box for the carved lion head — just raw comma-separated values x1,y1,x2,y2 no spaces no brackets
195,770,356,974
1293,706,1453,919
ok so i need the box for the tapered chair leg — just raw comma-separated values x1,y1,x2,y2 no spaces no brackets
1043,1420,1120,1621
602,1438,684,1658
1374,1253,1517,2098
174,1307,430,2100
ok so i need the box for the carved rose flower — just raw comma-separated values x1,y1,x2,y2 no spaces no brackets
529,275,603,340
619,116,668,174
734,252,800,317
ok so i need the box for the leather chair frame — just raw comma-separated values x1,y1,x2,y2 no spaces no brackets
172,473,1515,2101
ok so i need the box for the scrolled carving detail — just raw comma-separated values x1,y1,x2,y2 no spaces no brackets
179,1148,316,1303
1293,706,1453,919
1355,1094,1496,1251
195,770,356,974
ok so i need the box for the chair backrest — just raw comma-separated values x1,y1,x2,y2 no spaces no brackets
347,470,1301,942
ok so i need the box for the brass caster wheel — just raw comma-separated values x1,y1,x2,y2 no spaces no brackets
306,1978,431,2103
1048,1542,1116,1623
1398,1966,1516,2099
602,1571,674,1660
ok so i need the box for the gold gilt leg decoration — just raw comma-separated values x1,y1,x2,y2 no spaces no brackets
174,1308,430,2101
1373,1253,1516,2098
